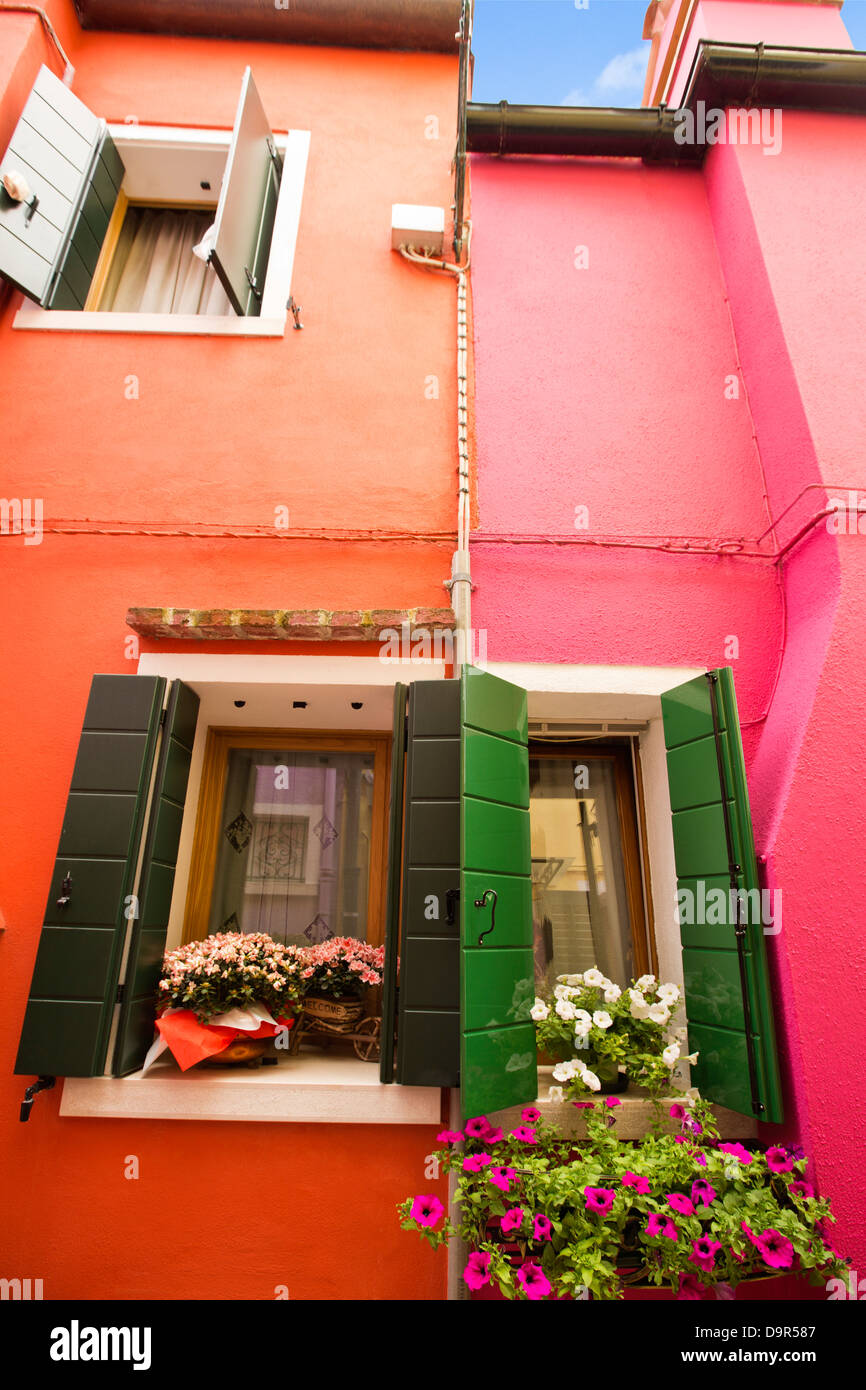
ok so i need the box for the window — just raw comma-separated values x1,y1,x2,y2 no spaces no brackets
181,730,391,947
529,741,654,992
1,65,309,335
14,664,785,1128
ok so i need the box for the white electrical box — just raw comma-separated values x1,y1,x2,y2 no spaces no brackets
391,203,445,254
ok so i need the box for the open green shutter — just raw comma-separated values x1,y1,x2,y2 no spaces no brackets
379,683,407,1083
208,67,281,316
15,675,165,1078
460,666,536,1119
113,680,199,1076
0,64,124,308
661,667,783,1122
395,681,461,1086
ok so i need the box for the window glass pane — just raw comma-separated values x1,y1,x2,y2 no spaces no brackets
529,755,634,992
209,748,375,944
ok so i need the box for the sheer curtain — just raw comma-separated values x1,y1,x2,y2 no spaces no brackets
98,208,233,315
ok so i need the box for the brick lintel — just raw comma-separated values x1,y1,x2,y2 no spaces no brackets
126,606,457,642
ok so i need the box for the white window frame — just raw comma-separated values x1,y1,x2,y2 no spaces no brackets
13,124,310,337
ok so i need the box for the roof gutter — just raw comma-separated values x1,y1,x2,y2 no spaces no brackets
467,42,866,165
73,0,461,52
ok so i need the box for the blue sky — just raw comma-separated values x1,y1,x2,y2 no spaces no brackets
471,0,866,107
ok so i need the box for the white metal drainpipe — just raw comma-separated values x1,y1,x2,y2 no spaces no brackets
398,230,472,1299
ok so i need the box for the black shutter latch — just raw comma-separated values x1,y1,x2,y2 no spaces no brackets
19,1075,55,1123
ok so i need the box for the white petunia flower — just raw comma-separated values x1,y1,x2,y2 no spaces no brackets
547,1085,565,1103
554,983,579,1001
647,1003,671,1025
662,1043,681,1067
582,1069,601,1092
574,1029,590,1050
552,1060,579,1082
572,1009,592,1031
557,973,584,987
629,989,650,1020
636,974,656,992
530,999,550,1021
656,983,680,1005
604,984,622,1003
555,998,577,1021
683,1051,699,1065
684,1087,701,1106
583,968,605,987
592,1010,613,1030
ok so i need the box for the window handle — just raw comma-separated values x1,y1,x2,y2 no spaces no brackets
474,888,497,946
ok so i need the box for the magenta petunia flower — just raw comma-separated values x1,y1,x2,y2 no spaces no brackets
622,1171,651,1195
667,1193,695,1216
669,1103,686,1120
646,1212,678,1241
410,1194,444,1227
677,1273,706,1300
690,1236,722,1273
463,1251,492,1290
719,1142,753,1164
572,1101,595,1109
533,1213,553,1242
488,1165,517,1193
516,1261,552,1300
436,1129,464,1145
481,1126,504,1144
754,1228,794,1269
741,1220,758,1246
691,1178,717,1208
692,1152,708,1168
510,1126,538,1144
604,1097,622,1109
765,1146,794,1173
464,1116,492,1139
521,1107,542,1123
462,1153,493,1174
684,1118,703,1136
585,1186,616,1216
673,1135,687,1145
790,1180,815,1201
500,1206,525,1235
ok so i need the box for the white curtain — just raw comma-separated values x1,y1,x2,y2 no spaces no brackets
99,208,233,315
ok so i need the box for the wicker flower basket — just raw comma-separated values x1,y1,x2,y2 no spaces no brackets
301,993,365,1033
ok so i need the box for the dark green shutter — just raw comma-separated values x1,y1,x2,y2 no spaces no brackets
395,681,461,1087
113,681,199,1076
0,64,124,308
661,667,783,1122
460,666,536,1119
379,683,407,1083
15,675,165,1077
208,67,281,316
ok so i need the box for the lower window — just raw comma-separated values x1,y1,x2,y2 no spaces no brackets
529,740,653,992
183,730,390,948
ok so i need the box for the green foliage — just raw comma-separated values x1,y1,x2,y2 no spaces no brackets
400,1103,849,1301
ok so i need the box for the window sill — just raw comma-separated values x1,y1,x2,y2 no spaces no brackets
14,305,290,336
59,1051,441,1125
490,1069,757,1140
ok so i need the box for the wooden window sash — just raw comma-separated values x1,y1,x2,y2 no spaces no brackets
182,728,391,948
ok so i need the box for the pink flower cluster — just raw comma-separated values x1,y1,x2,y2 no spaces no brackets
158,931,305,1021
298,935,386,995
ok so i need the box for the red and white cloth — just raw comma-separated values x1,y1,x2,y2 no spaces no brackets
141,1003,294,1074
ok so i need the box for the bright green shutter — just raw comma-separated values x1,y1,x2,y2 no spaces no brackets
15,675,165,1077
379,682,407,1083
460,665,536,1119
395,681,461,1087
113,680,199,1076
208,67,281,316
661,667,783,1122
0,64,124,308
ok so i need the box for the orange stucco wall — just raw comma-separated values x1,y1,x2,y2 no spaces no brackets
0,3,455,1300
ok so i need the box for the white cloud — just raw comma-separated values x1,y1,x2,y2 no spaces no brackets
595,46,649,93
561,43,649,106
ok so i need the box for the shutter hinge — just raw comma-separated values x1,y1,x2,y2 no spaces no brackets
19,1075,55,1123
244,266,263,302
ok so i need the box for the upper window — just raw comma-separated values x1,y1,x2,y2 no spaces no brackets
1,65,308,334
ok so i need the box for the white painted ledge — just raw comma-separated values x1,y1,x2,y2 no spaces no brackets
60,1051,441,1125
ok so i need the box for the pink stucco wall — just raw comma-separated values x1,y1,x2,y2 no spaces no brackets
469,101,866,1271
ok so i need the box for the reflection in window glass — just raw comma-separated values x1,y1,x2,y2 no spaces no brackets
209,748,374,945
529,755,634,993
